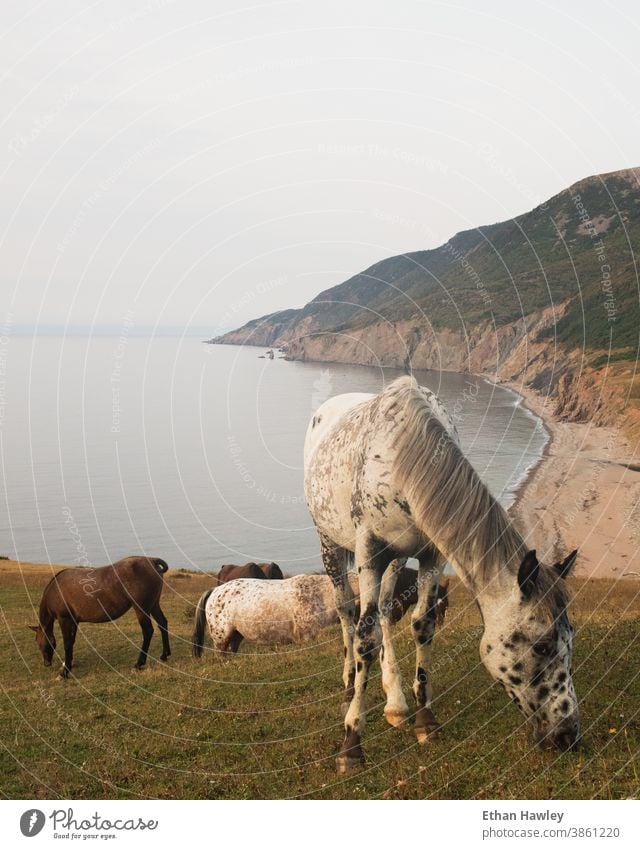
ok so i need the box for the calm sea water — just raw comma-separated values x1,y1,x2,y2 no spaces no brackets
0,335,547,572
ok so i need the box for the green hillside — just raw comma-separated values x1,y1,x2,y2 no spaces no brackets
214,168,640,366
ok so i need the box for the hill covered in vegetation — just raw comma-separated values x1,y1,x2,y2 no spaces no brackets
211,167,640,436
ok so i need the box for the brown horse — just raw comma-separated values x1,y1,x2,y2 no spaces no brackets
257,561,284,579
29,556,171,678
217,562,283,583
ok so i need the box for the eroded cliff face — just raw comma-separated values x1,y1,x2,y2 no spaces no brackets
281,303,634,436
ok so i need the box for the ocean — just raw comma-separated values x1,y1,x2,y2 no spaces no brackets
0,334,547,572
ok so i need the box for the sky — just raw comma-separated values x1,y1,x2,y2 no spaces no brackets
1,0,639,335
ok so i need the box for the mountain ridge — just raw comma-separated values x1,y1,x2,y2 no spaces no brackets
210,166,640,437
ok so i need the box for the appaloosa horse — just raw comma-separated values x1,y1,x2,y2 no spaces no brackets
30,556,171,677
191,567,430,657
304,376,579,772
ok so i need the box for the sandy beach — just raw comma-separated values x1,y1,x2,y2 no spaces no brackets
507,381,640,580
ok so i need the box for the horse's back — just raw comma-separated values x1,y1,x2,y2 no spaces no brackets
304,392,374,466
304,377,458,555
218,562,266,583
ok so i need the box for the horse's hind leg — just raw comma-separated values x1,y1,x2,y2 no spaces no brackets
151,603,171,661
134,609,154,670
320,534,356,716
379,558,410,727
412,551,445,743
224,630,243,654
58,617,77,679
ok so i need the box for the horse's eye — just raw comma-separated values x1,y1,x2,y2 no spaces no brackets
533,642,551,656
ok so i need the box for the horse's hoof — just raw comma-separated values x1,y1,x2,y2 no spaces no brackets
384,709,409,728
133,665,146,672
415,723,441,744
336,753,365,775
160,655,168,663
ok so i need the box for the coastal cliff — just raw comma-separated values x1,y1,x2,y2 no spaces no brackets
210,167,640,440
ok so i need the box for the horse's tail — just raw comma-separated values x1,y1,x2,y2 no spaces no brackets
192,589,214,658
152,558,169,574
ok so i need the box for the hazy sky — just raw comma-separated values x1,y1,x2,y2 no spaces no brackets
2,0,639,335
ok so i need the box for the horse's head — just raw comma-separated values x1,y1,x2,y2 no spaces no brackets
28,625,55,666
480,549,580,752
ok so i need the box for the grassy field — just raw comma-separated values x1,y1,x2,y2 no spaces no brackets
1,560,639,800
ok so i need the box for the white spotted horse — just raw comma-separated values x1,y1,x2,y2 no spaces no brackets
304,376,579,773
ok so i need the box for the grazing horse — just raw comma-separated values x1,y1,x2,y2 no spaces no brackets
191,569,427,656
29,556,171,678
304,376,579,772
258,562,284,579
217,562,268,583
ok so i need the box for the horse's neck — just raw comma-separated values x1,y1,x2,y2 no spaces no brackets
445,523,525,599
38,597,54,631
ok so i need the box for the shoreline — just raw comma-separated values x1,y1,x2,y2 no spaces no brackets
478,375,553,514
496,378,640,580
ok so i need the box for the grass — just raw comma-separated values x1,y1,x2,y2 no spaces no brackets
1,560,639,800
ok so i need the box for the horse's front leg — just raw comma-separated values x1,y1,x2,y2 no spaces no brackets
379,558,410,727
338,535,383,774
58,617,77,679
412,553,444,743
320,535,356,715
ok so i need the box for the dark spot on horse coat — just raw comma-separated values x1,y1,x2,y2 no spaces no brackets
513,662,523,671
538,685,550,700
499,665,507,674
560,699,571,714
531,668,545,687
508,675,522,685
557,671,567,683
358,642,377,662
356,661,363,672
393,497,412,516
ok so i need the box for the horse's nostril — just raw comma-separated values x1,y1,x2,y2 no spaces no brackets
554,730,580,752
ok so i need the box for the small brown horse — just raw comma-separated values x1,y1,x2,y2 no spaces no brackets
29,556,171,678
217,561,283,583
258,562,284,580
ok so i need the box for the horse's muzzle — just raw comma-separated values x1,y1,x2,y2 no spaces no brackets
536,717,581,752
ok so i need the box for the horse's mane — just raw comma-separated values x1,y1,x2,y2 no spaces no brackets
386,376,527,586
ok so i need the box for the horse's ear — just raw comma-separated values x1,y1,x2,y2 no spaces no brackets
518,550,539,597
554,549,578,580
